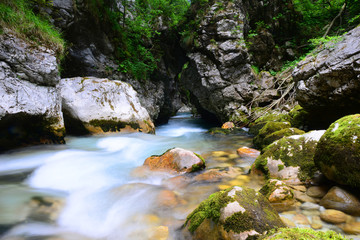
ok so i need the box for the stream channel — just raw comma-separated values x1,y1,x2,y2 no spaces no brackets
3,112,355,239
0,112,262,240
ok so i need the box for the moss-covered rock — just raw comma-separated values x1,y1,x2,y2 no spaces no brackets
143,148,205,173
259,179,295,212
254,111,292,125
289,105,310,130
253,122,291,150
253,130,325,184
183,186,285,240
313,114,360,188
249,110,291,136
208,127,248,135
259,227,348,240
261,128,305,151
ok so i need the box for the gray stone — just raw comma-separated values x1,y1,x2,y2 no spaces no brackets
58,77,155,134
293,26,360,125
0,30,65,151
0,30,60,86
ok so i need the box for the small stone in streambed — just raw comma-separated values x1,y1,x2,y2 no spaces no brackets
294,190,318,203
300,202,320,211
222,122,235,129
236,147,260,158
341,222,360,235
311,216,323,230
291,185,307,192
280,216,295,227
320,209,348,224
293,214,310,225
306,185,329,198
156,190,185,208
143,148,205,173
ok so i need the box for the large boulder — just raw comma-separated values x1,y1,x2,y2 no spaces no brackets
143,148,205,173
293,26,360,127
253,130,325,184
314,114,360,188
0,30,65,151
183,186,285,240
58,77,155,134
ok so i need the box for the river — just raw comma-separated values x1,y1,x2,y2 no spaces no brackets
0,112,260,240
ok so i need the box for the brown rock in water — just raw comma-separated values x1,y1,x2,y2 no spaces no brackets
236,147,260,158
306,186,329,198
320,209,347,224
293,214,310,225
222,122,235,129
157,190,184,208
143,148,205,173
342,222,360,235
320,186,360,216
260,179,296,212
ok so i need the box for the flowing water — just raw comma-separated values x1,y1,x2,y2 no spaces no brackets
0,113,259,240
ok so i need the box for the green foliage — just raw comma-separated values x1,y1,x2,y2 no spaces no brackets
251,65,260,75
309,35,344,49
293,0,360,39
260,227,348,240
0,0,65,57
86,0,189,80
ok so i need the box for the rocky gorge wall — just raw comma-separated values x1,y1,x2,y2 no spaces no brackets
0,30,65,152
44,0,184,122
179,0,298,123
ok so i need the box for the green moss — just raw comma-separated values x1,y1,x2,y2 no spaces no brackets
255,136,319,182
261,128,305,150
194,152,206,165
278,164,284,171
185,190,233,233
289,105,310,129
207,127,248,135
314,114,360,188
253,122,291,150
89,119,140,132
260,227,348,240
0,0,65,57
254,112,291,125
223,211,255,233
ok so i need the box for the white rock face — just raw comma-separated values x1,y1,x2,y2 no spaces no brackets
58,77,155,134
0,30,65,151
0,30,60,87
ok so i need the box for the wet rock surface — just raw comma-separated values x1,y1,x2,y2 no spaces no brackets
293,26,360,127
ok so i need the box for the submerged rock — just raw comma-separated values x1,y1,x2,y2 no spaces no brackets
58,77,155,134
183,186,285,240
143,148,205,173
313,114,360,188
0,30,65,151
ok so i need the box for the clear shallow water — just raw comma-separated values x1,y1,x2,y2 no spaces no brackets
0,113,255,240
